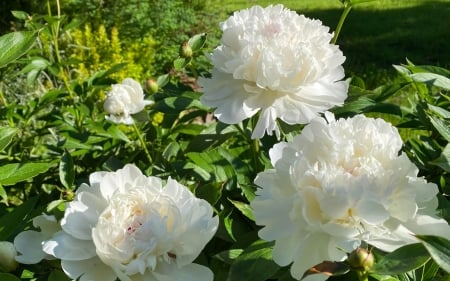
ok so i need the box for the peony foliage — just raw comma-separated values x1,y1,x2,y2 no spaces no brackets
0,2,450,281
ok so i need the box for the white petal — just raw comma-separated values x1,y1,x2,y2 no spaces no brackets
153,263,214,281
62,256,116,281
14,231,47,264
43,231,96,260
356,199,390,225
62,191,105,240
32,214,60,236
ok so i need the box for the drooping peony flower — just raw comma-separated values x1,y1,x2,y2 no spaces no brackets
104,78,153,124
251,113,450,280
198,5,348,139
41,164,218,281
14,214,61,264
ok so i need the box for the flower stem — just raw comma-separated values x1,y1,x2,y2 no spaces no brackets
132,122,153,164
332,1,353,44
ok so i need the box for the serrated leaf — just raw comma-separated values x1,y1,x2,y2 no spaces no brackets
0,31,36,68
0,163,53,186
370,243,430,275
0,127,18,151
59,151,75,189
416,235,450,273
0,197,38,240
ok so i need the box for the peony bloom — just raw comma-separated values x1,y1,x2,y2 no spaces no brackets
104,78,153,124
41,164,218,281
251,113,450,280
198,5,348,139
14,214,61,264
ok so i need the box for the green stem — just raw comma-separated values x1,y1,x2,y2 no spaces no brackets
133,122,153,164
332,2,353,44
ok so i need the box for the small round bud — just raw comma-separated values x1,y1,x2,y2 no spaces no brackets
146,79,159,94
348,247,374,271
0,241,18,272
179,42,193,58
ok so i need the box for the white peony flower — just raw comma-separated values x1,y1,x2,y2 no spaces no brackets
42,164,219,281
251,113,450,280
198,5,348,139
104,78,153,124
14,214,61,264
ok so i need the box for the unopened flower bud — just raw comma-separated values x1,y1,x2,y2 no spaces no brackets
348,248,374,271
146,79,159,94
0,241,18,272
179,42,193,58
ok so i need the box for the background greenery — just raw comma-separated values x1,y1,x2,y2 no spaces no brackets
0,1,449,281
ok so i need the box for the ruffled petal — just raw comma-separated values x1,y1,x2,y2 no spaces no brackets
14,231,47,264
62,256,117,281
43,231,96,260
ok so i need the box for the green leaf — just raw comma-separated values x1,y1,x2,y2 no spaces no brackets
370,243,430,275
0,183,7,202
429,115,450,142
188,33,207,52
195,182,223,205
0,273,21,281
0,197,38,240
228,241,279,281
59,151,75,189
0,31,36,68
0,163,53,186
430,144,450,172
11,10,30,20
173,57,190,70
0,128,18,152
47,269,71,281
428,104,450,119
416,235,450,273
410,73,450,90
228,199,254,221
214,249,244,264
107,125,130,142
156,74,170,88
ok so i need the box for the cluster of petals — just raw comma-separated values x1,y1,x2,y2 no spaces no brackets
251,113,450,280
198,4,348,138
14,164,219,281
103,78,153,124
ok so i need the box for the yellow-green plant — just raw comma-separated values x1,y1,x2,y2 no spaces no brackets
69,23,156,82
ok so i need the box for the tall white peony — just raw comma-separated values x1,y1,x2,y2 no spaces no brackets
251,113,450,281
198,5,348,139
40,164,218,281
14,214,61,264
104,78,153,124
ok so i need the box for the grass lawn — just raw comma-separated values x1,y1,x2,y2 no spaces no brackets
207,0,450,88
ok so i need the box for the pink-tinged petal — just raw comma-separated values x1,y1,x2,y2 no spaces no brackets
14,231,47,264
153,263,214,281
61,191,106,240
62,257,116,281
43,231,96,260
